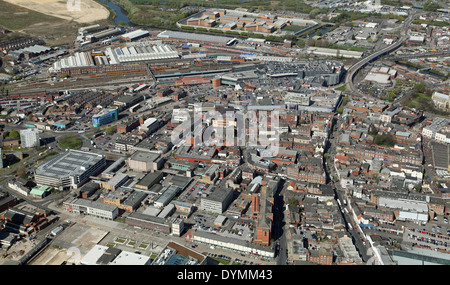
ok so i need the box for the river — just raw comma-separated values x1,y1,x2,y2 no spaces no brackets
99,0,130,24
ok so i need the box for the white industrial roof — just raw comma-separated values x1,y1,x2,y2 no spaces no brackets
109,251,151,265
364,73,391,84
80,245,108,265
121,29,149,39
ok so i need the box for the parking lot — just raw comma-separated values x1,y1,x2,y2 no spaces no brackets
178,180,223,206
403,227,450,253
90,133,118,152
189,212,255,243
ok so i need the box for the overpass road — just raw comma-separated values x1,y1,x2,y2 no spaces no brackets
345,12,425,98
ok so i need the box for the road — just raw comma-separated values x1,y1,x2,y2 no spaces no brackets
345,12,423,98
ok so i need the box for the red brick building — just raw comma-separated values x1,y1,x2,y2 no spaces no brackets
307,248,333,265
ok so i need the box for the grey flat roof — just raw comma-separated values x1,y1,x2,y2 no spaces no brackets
157,30,234,44
67,197,117,212
136,171,164,188
127,212,167,225
129,150,160,162
35,150,104,179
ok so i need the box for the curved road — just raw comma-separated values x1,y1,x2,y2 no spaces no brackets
345,12,423,98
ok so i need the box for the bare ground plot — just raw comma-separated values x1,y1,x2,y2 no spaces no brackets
3,0,110,24
0,0,91,46
29,223,108,265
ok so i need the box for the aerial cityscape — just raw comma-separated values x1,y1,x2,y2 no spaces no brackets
0,0,449,268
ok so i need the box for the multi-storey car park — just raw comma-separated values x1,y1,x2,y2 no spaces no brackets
34,149,106,190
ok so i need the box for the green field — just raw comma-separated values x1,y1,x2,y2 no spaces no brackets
58,136,83,150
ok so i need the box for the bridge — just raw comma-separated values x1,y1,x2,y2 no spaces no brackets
344,12,423,98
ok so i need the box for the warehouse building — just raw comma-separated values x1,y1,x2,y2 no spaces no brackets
306,47,364,59
112,44,178,63
63,197,118,220
120,29,150,42
101,173,129,191
86,27,123,42
154,185,182,208
50,51,95,72
35,150,106,190
157,30,234,46
134,171,164,191
81,245,152,265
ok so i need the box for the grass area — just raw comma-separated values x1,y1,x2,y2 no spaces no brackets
373,133,396,147
212,257,231,265
114,237,126,244
327,43,366,52
400,85,449,116
335,85,346,91
58,136,83,150
0,0,64,30
282,24,306,32
138,243,149,249
114,217,126,223
36,151,59,162
130,5,196,28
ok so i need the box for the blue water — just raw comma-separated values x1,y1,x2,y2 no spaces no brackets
99,0,130,24
309,27,331,38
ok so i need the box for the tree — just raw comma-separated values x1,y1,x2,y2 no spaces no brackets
7,129,20,139
16,167,27,179
413,83,425,94
424,0,442,11
105,126,116,135
368,124,378,136
373,133,396,147
296,39,306,48
288,198,299,207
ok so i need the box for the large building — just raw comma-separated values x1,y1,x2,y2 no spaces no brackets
34,149,106,190
20,128,40,148
119,29,150,42
152,241,207,265
92,108,118,127
125,212,185,236
81,245,152,265
432,92,450,112
128,150,163,172
200,187,234,214
63,197,118,220
157,30,235,46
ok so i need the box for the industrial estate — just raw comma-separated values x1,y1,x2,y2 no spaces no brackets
0,0,449,269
